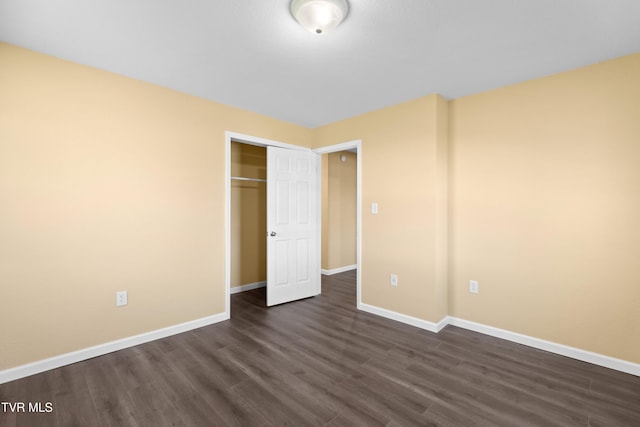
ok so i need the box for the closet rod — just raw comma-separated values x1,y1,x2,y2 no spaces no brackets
231,176,267,183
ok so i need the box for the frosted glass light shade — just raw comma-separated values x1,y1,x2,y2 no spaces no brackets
291,0,349,34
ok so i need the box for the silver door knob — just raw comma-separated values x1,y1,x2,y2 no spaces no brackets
270,231,277,237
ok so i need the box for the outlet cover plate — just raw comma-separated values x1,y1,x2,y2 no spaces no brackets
116,291,128,306
469,280,479,294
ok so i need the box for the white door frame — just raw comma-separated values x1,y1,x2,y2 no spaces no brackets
224,131,311,318
312,140,362,309
225,132,362,315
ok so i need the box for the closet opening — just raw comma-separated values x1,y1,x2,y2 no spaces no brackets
228,137,321,310
229,142,267,298
225,132,362,317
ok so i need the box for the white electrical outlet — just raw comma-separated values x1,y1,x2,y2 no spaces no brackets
116,290,128,306
390,274,398,287
469,280,479,294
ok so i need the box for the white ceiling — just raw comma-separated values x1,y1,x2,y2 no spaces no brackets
1,0,639,128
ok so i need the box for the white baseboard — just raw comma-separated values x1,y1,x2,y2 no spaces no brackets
230,281,266,294
4,305,638,384
0,312,229,385
321,264,357,275
358,303,448,333
355,302,639,377
446,317,640,377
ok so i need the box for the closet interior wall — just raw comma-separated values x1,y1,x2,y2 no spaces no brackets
230,142,267,290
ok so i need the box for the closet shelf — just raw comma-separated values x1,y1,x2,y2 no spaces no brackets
231,176,267,183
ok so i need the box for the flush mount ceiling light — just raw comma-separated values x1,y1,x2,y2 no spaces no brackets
290,0,349,35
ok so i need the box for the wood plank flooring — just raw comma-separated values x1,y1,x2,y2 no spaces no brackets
1,270,639,426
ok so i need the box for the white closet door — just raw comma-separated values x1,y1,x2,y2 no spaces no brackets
266,146,320,306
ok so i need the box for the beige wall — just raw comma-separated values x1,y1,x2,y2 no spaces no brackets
2,41,638,371
322,151,357,271
0,43,311,370
230,143,267,287
449,54,640,363
313,95,449,322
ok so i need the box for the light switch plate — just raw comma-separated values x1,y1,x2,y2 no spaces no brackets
390,274,398,287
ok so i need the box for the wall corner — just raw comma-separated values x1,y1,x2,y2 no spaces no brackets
434,94,449,320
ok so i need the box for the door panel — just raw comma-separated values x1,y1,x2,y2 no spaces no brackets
267,146,320,306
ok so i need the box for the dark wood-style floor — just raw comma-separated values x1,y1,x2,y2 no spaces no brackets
1,270,639,426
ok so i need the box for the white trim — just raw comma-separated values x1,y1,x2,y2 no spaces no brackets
321,264,357,275
4,309,637,384
312,139,362,308
0,312,228,385
225,134,232,320
446,317,640,377
230,281,266,294
359,303,448,333
355,305,639,376
313,140,360,154
226,131,310,151
356,143,361,308
315,150,323,297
